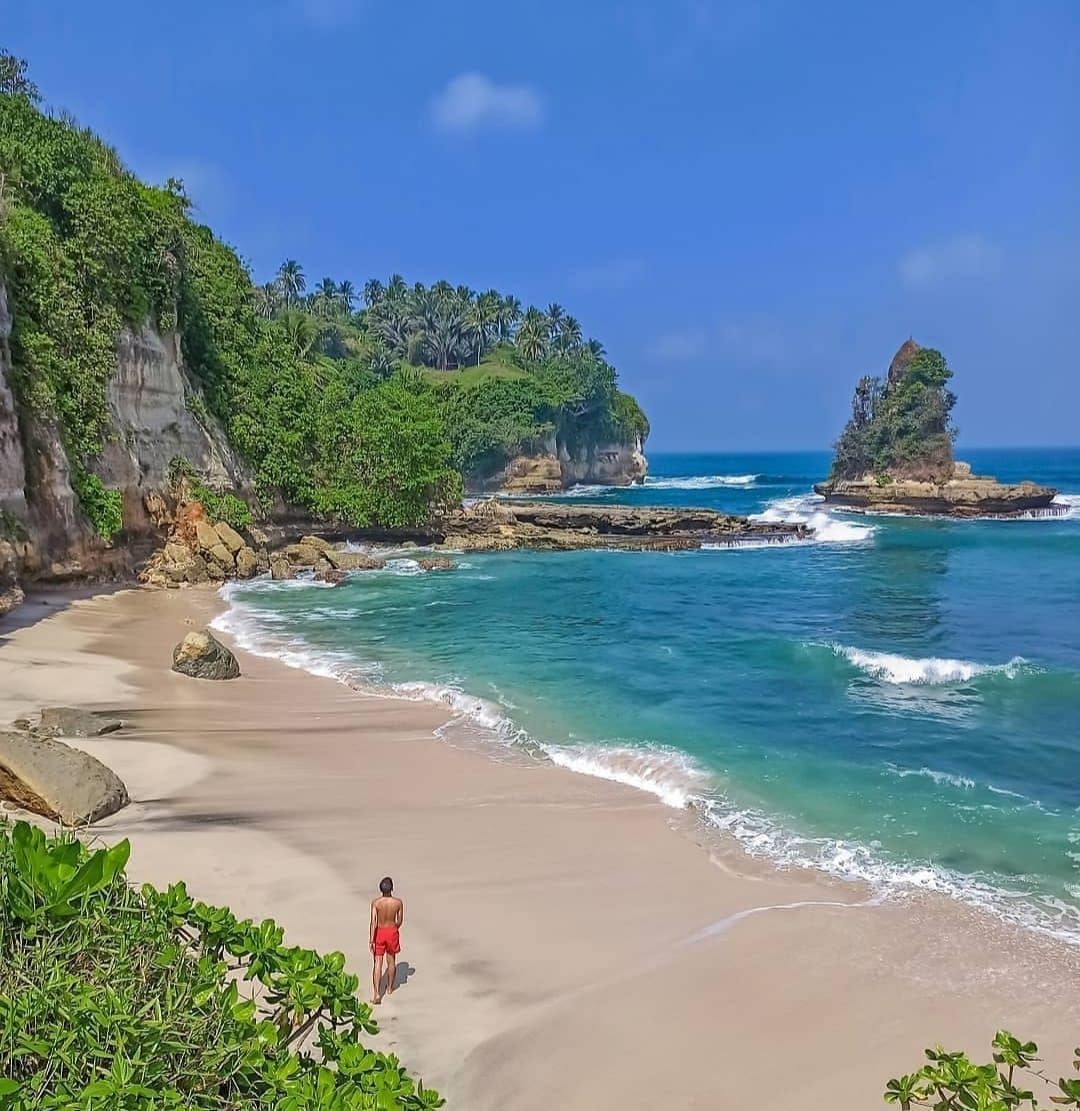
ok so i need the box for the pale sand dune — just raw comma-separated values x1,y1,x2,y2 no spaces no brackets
1,586,1078,1108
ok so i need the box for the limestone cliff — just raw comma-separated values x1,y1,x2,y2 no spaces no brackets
0,282,247,592
475,430,648,495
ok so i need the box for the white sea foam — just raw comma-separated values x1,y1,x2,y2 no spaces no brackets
885,764,975,789
1052,493,1080,520
834,644,1027,685
643,473,761,490
751,493,876,544
211,582,1080,946
545,743,709,809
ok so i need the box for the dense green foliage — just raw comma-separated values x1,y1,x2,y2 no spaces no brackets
0,54,646,537
831,345,957,480
884,1032,1080,1109
0,820,442,1109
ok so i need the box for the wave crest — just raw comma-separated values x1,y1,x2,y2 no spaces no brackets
752,494,876,544
834,644,1028,685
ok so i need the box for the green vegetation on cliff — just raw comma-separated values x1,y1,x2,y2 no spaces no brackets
830,339,957,481
0,820,442,1109
0,55,647,535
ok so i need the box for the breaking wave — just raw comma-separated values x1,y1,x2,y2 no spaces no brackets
211,577,1080,946
833,644,1030,685
643,473,761,489
751,494,876,544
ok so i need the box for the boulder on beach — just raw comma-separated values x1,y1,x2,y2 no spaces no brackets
194,520,220,553
171,629,240,680
39,707,123,738
314,568,348,585
214,521,247,554
0,731,129,825
326,551,385,572
299,534,335,554
235,545,259,579
285,543,321,567
418,556,454,572
270,556,295,580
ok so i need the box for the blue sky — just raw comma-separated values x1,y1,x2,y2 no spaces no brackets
6,1,1078,450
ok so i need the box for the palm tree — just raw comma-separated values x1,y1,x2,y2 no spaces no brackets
276,260,306,309
467,291,500,365
586,338,606,360
498,295,522,342
517,309,549,363
338,280,356,315
281,310,320,360
386,274,408,302
253,282,280,319
313,277,339,318
545,302,565,339
362,278,385,308
555,314,583,354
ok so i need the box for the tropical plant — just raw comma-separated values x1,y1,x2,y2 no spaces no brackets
0,820,443,1109
276,259,306,309
884,1032,1080,1110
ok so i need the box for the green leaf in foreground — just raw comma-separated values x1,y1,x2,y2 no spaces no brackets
0,820,443,1109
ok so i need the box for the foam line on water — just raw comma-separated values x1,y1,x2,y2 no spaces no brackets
688,895,883,943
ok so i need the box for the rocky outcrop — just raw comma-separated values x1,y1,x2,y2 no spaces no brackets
443,499,806,551
417,556,454,571
171,629,240,680
0,730,129,825
475,430,648,494
0,281,252,618
38,707,124,738
0,539,23,618
140,504,266,588
815,462,1060,518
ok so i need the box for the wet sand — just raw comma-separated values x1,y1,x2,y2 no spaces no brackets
1,585,1077,1108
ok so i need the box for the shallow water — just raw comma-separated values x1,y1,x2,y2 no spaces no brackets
215,447,1080,943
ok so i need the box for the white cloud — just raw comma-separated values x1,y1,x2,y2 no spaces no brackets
647,328,710,361
431,73,544,134
899,234,1002,288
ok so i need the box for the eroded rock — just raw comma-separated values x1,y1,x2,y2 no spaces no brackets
172,629,240,680
270,557,294,581
326,551,385,572
0,731,129,825
39,707,123,737
235,546,258,579
417,556,454,572
214,521,247,554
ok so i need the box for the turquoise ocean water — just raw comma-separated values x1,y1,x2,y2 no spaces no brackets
216,448,1080,942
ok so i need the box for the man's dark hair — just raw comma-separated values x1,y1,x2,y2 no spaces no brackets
379,876,393,896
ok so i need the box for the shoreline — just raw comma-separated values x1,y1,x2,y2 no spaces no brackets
2,585,1079,1108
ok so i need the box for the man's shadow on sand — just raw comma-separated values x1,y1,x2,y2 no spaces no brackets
390,961,416,993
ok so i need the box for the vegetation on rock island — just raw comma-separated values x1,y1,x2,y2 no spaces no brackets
0,53,646,537
830,339,957,482
0,820,443,1109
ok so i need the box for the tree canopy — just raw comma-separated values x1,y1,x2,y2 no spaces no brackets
0,53,648,534
830,340,957,481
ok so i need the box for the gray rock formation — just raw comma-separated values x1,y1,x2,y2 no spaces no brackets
475,430,648,494
0,731,129,825
814,463,1060,517
171,629,240,680
444,499,806,551
39,707,123,737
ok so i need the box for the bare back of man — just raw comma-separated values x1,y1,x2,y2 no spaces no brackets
369,877,404,1004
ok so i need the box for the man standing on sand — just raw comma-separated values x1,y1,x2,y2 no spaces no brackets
370,876,403,1004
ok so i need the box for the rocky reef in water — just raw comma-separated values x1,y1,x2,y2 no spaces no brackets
440,498,806,550
817,340,1058,517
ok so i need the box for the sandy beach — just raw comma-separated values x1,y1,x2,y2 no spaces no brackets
2,585,1078,1109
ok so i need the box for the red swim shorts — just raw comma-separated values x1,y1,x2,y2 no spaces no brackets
373,926,401,956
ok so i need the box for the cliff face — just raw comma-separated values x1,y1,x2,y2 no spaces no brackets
476,430,648,495
0,282,247,586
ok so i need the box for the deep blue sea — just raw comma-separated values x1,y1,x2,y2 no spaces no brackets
216,448,1080,943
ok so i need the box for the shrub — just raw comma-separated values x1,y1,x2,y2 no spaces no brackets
884,1032,1080,1109
0,820,443,1109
